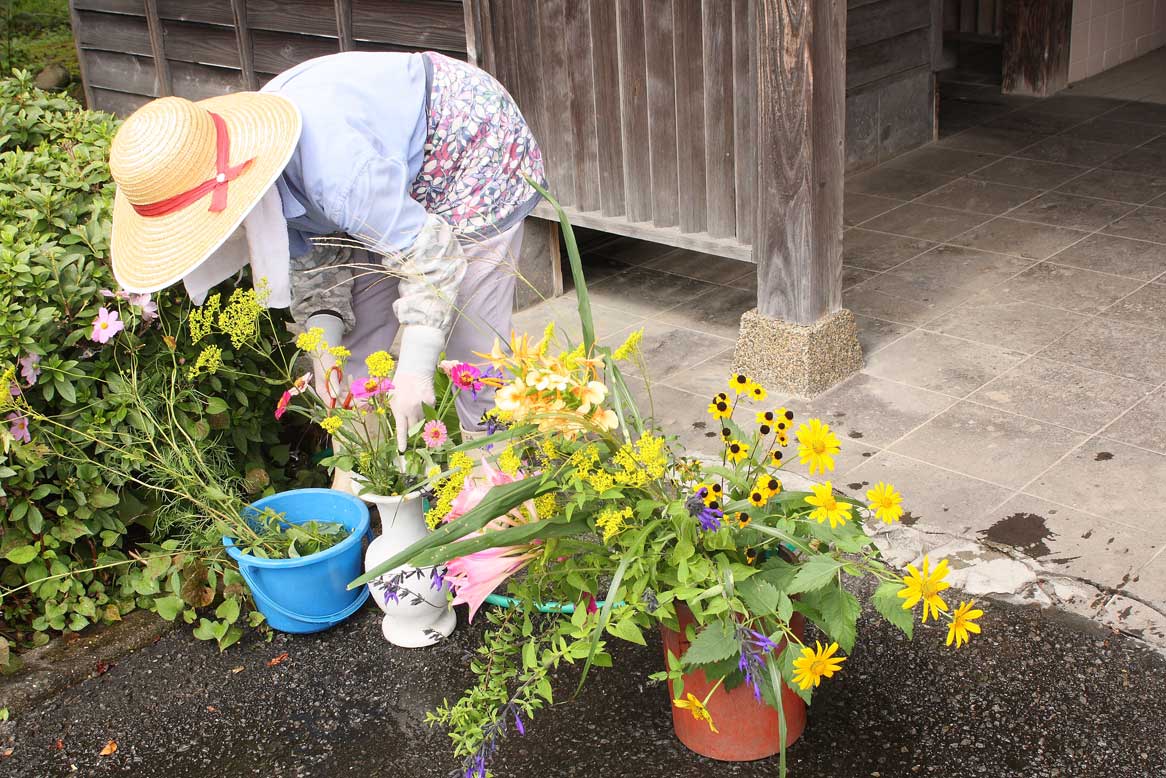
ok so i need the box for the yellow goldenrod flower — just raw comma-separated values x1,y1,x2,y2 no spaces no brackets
189,294,221,344
866,481,904,524
946,600,983,648
295,326,327,353
792,641,846,690
797,418,841,475
498,446,522,475
319,415,343,435
749,383,768,402
534,492,557,519
365,350,395,379
805,482,852,528
672,693,718,733
898,556,951,623
596,506,633,544
726,440,749,464
613,327,643,361
707,397,731,419
218,287,262,348
729,373,751,395
187,345,223,379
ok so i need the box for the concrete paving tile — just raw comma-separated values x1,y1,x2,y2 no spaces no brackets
973,494,1160,588
926,293,1090,354
651,284,756,340
937,126,1045,154
970,357,1155,433
641,249,756,285
1098,145,1166,177
916,178,1041,215
858,245,1034,311
1097,593,1166,647
1040,317,1166,383
1124,555,1166,610
1023,95,1128,118
843,192,903,225
1102,282,1166,331
864,330,1026,396
950,218,1089,260
841,450,1013,532
846,167,957,199
890,401,1087,490
1006,192,1136,230
861,203,991,242
601,319,735,385
984,109,1086,135
1028,438,1166,524
854,314,914,355
568,253,634,286
1101,386,1166,454
1012,134,1127,166
1048,233,1166,281
793,373,953,449
1104,101,1166,125
971,157,1089,190
1103,205,1166,244
843,228,936,271
842,266,878,290
884,146,1000,176
657,347,761,401
844,288,949,327
589,237,676,266
512,296,646,343
1057,168,1166,204
1070,117,1165,146
998,262,1144,314
588,266,723,318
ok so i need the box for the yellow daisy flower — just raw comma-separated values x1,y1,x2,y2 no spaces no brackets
898,556,951,623
729,373,751,394
749,383,768,402
804,482,852,528
797,418,841,475
866,481,904,524
707,398,731,419
946,600,984,648
673,693,718,733
726,440,750,464
770,450,785,467
748,489,767,507
735,511,751,528
759,475,783,498
756,410,776,425
792,641,846,691
744,548,758,565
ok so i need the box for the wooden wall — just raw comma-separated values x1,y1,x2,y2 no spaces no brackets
68,0,467,116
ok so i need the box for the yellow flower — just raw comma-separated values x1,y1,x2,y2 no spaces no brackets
707,397,731,419
218,287,262,347
613,328,643,361
538,321,556,355
776,407,794,430
946,600,983,649
328,345,351,364
805,482,852,528
797,418,840,475
770,450,785,468
898,556,951,623
735,511,751,528
748,489,767,507
573,380,607,414
365,350,395,379
319,415,343,435
189,294,220,344
729,373,751,395
534,492,557,519
672,693,718,733
586,469,615,493
295,326,326,353
726,440,749,464
187,345,223,379
866,481,904,524
749,383,768,402
756,410,775,425
596,506,633,544
498,446,522,475
759,475,782,498
791,641,846,691
591,407,619,432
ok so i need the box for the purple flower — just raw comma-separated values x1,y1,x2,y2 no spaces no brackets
430,567,447,592
735,624,778,701
19,353,40,386
6,413,31,444
129,293,158,324
686,492,723,532
513,711,525,735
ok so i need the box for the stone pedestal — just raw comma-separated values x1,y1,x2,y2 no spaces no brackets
731,308,863,398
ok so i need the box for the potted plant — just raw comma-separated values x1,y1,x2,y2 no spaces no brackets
351,193,984,777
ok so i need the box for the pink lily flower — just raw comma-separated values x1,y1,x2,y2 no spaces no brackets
90,307,124,344
445,545,539,622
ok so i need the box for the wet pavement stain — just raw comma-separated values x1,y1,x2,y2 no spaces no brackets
848,431,864,439
900,511,919,527
1095,451,1114,461
981,512,1056,558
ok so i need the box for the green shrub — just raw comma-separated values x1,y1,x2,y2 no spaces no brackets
0,72,309,652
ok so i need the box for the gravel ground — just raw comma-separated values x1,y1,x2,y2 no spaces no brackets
2,588,1164,778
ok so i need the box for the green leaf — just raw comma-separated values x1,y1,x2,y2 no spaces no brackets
787,556,844,594
215,597,241,624
89,490,119,509
777,591,794,625
607,616,646,646
817,585,861,654
411,518,591,568
154,595,183,621
205,397,229,415
5,545,39,565
873,580,914,639
738,576,782,617
682,620,737,666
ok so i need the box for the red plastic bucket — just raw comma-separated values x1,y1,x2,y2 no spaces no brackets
660,606,807,761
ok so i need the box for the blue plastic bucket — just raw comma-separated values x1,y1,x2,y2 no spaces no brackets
223,489,372,634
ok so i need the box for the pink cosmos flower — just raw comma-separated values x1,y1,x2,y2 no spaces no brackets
90,308,124,344
351,376,394,402
129,293,158,324
6,413,31,444
99,289,130,300
19,353,40,386
422,419,448,448
274,372,312,420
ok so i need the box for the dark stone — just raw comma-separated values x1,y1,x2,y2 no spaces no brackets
33,64,71,91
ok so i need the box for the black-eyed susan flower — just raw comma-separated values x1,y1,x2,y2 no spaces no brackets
756,410,775,425
720,426,732,441
792,641,846,690
693,483,712,504
797,417,841,475
729,373,751,394
866,481,904,524
709,482,723,501
770,450,784,467
708,398,731,419
804,482,852,528
776,430,790,447
736,511,751,528
748,489,767,507
749,383,768,402
673,693,718,733
779,407,795,422
744,548,758,565
759,423,772,435
760,475,783,498
946,600,983,648
726,440,750,463
898,556,951,623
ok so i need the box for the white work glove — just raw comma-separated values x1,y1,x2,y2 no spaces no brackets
306,313,345,405
390,325,444,452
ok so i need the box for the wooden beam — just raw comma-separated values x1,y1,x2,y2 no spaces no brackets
334,0,354,52
230,0,258,90
1002,0,1072,97
753,0,845,325
67,0,97,108
143,0,172,96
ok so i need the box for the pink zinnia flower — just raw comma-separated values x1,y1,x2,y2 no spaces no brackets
90,308,124,344
422,419,448,448
274,372,312,420
129,293,158,324
19,353,40,386
445,362,484,396
7,413,31,444
351,376,393,402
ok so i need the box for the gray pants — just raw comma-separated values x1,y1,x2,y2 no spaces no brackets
342,223,524,430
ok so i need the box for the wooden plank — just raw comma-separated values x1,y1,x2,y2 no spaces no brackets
530,203,753,262
335,0,354,51
591,0,625,217
462,0,481,66
846,28,930,90
68,1,98,108
90,86,152,115
847,0,931,49
617,0,651,223
959,0,976,33
75,10,153,56
81,49,157,94
565,0,601,212
73,0,144,16
754,0,845,323
142,0,172,95
702,0,735,238
251,30,340,72
159,21,242,67
154,0,232,25
511,5,546,170
673,0,706,233
537,0,575,206
169,60,249,99
230,0,259,90
977,0,994,35
645,0,679,228
351,0,467,51
1002,0,1072,97
731,0,754,244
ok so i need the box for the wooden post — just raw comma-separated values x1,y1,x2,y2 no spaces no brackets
335,0,355,52
143,0,172,97
1002,0,1072,97
230,0,259,90
753,0,844,326
66,0,95,108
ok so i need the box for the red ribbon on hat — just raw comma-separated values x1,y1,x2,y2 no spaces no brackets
132,112,255,217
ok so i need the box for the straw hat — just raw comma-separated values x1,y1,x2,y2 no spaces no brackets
109,92,302,293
